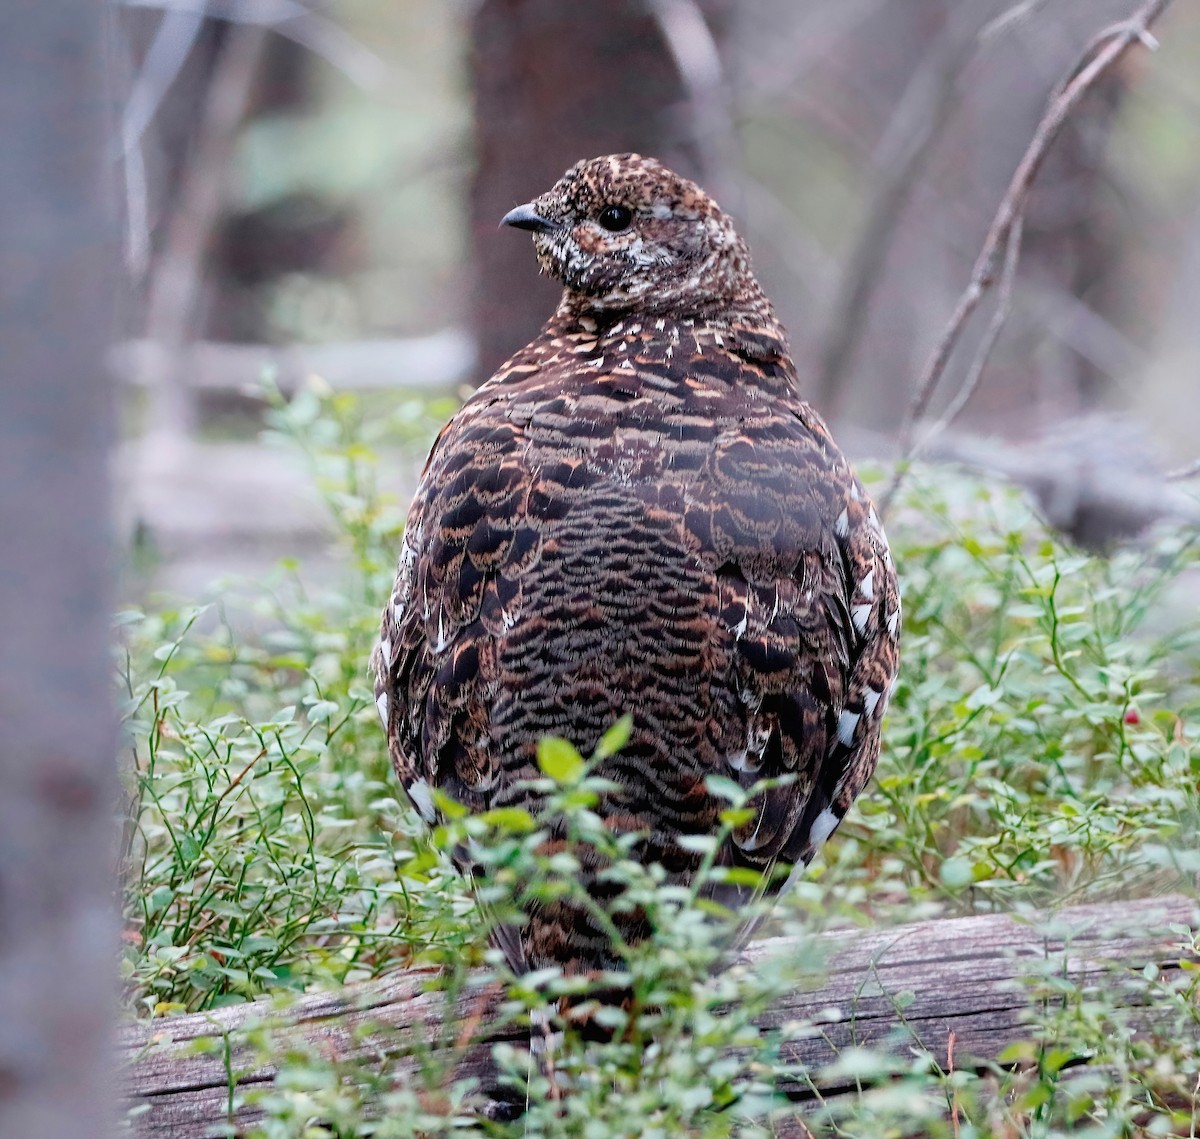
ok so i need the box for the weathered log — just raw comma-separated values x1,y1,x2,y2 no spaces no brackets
121,895,1199,1135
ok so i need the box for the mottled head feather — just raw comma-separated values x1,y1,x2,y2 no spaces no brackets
511,153,767,321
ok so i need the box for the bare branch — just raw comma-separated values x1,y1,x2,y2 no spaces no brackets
120,7,205,158
815,5,987,415
740,175,838,296
882,0,1175,515
644,0,741,206
119,0,386,88
118,0,386,272
914,216,1024,459
980,0,1060,43
120,8,207,275
1025,279,1146,388
1167,458,1200,482
646,0,722,94
738,0,890,107
141,24,269,438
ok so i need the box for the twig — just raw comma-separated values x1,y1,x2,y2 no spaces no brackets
980,0,1059,43
646,0,722,95
120,7,207,275
948,1029,960,1139
926,417,1200,549
119,0,386,88
915,215,1024,457
740,176,837,296
740,0,888,107
881,0,1174,515
1024,278,1145,389
816,5,987,416
644,0,741,209
118,0,385,275
1167,459,1200,482
120,7,205,158
207,747,268,821
456,980,505,1051
141,23,269,439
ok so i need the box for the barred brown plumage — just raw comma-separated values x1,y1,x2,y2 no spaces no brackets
372,153,900,1033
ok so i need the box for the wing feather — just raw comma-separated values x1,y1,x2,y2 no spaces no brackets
372,322,901,977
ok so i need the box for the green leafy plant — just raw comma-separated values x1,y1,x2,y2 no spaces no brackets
119,385,1200,1135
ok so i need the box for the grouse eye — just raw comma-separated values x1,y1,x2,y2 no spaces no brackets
597,204,634,233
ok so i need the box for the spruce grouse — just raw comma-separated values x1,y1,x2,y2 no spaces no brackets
373,153,900,1009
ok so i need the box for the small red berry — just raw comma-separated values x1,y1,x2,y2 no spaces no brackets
1123,709,1140,725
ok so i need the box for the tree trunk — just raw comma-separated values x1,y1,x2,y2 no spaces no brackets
121,895,1199,1136
0,5,119,1137
468,0,733,381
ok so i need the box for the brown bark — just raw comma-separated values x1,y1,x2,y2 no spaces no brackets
122,895,1199,1136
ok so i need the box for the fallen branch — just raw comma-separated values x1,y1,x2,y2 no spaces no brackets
882,0,1175,514
109,330,476,395
121,894,1199,1136
926,416,1200,549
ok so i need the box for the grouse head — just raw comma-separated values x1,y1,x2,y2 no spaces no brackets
502,153,763,320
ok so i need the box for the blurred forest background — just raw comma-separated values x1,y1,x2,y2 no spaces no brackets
113,0,1200,599
8,3,1200,1133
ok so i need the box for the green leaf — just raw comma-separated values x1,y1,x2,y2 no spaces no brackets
940,857,973,889
709,866,764,889
480,807,538,833
819,1047,901,1081
1041,1046,1076,1076
147,885,174,917
593,714,633,759
431,789,467,819
718,806,755,829
537,737,585,783
997,1041,1036,1064
306,700,339,723
1019,1083,1052,1110
705,774,747,804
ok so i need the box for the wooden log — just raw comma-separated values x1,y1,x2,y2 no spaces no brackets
121,895,1199,1135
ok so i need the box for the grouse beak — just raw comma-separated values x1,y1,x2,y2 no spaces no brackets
501,203,559,234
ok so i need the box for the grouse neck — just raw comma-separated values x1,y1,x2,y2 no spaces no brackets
552,294,788,354
544,302,787,374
